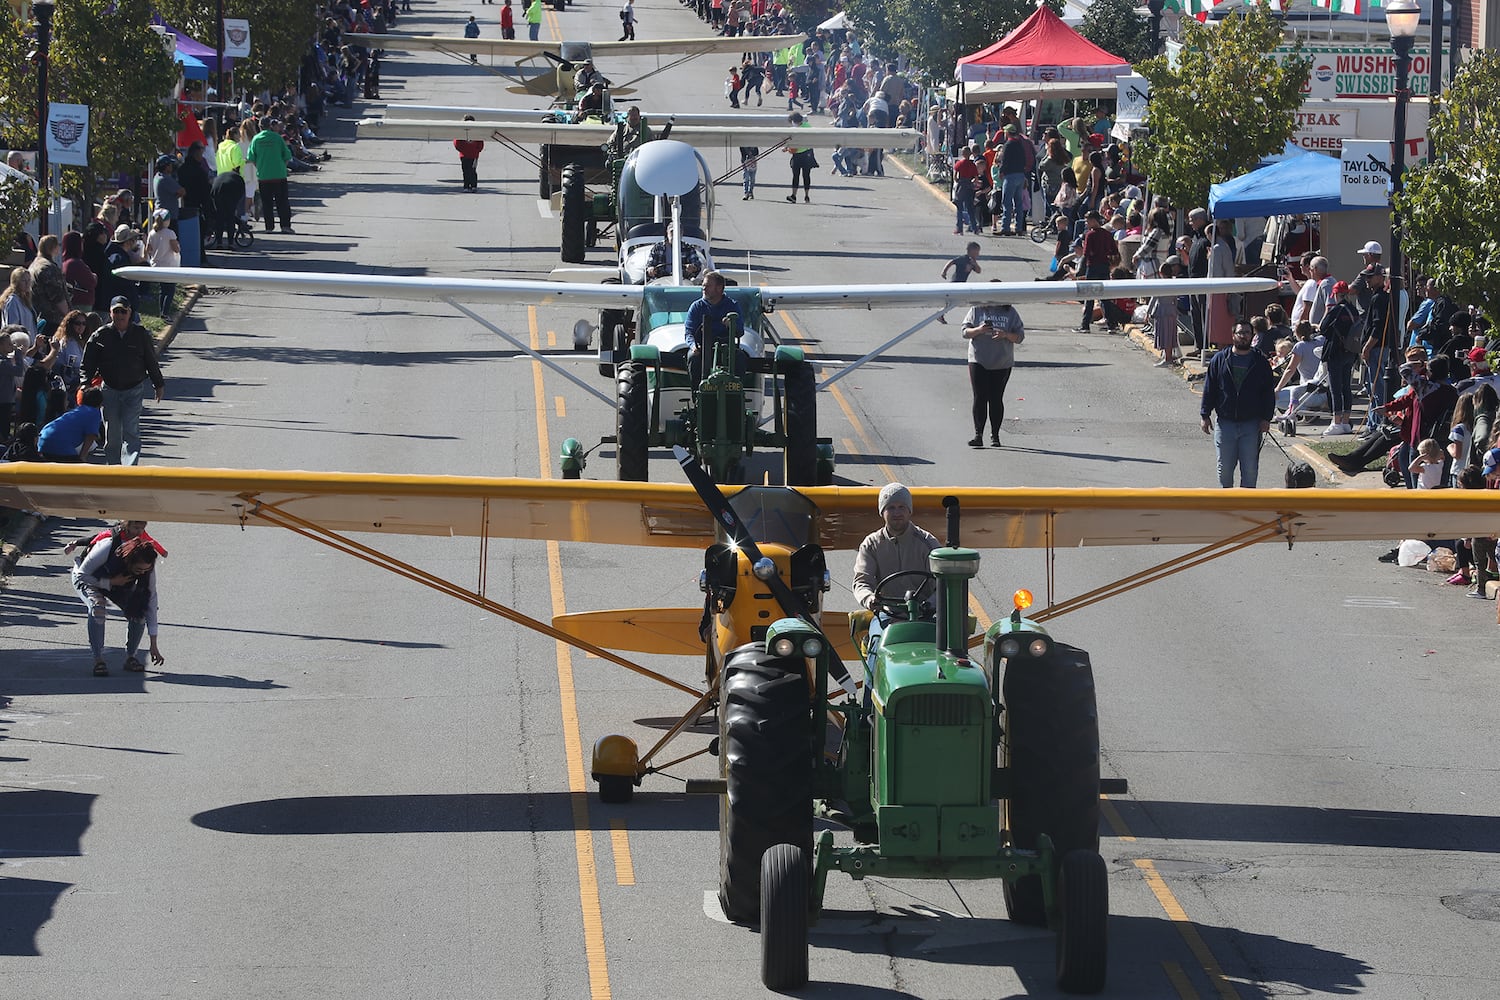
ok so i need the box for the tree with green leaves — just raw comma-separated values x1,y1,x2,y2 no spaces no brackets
842,0,1059,80
1078,0,1153,65
153,0,319,95
1393,50,1500,323
0,0,178,216
0,174,40,252
1135,6,1308,212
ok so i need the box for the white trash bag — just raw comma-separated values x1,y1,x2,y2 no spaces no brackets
1397,539,1432,567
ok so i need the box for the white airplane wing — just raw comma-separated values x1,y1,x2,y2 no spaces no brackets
117,268,1275,312
356,118,619,146
376,33,806,59
116,268,644,308
357,118,920,150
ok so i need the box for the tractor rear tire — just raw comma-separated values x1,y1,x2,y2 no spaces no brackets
718,644,813,923
1055,849,1108,994
561,163,587,263
1001,641,1101,927
616,361,649,482
781,359,818,487
539,147,552,199
760,842,810,989
597,775,634,804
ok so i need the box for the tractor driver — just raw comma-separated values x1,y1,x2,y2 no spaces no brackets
575,59,608,92
683,270,743,381
851,483,940,612
645,223,702,281
573,82,608,122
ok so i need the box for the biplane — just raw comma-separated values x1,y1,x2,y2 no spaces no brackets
376,33,807,99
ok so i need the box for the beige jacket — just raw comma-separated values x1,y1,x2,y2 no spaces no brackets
851,524,940,610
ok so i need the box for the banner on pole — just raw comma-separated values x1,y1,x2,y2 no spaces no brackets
1340,139,1390,207
223,19,251,58
46,103,89,168
1116,74,1151,125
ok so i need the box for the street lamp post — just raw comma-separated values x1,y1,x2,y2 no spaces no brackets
1145,0,1165,57
33,0,56,237
1385,0,1421,321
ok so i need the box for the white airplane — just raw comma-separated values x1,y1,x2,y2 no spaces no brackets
122,144,1276,485
378,102,803,127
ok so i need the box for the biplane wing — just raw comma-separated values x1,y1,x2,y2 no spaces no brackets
354,117,922,151
379,103,801,126
376,32,808,60
117,267,1277,315
2,465,1495,551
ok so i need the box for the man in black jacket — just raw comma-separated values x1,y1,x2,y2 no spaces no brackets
1186,208,1211,354
1200,321,1276,488
81,297,165,466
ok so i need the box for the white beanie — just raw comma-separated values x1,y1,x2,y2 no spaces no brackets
877,482,912,515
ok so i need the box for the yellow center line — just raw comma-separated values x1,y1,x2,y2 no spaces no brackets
1101,796,1237,999
609,819,636,886
531,305,612,1000
555,395,567,419
548,330,557,348
1163,961,1201,999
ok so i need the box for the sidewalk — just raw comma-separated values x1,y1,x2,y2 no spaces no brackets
0,286,201,581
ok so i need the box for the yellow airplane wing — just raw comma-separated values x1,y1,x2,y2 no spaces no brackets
552,607,859,659
1,465,1495,550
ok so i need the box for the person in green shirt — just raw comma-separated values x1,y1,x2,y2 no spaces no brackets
525,0,543,41
246,120,294,234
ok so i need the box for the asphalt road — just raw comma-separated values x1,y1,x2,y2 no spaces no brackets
3,3,1498,998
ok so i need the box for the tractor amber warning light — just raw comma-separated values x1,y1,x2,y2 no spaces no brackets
1013,589,1034,611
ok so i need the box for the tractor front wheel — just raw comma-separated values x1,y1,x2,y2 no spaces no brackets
616,360,649,481
718,643,813,923
1001,642,1101,927
1055,849,1108,994
539,146,553,199
561,163,587,263
760,842,810,989
781,359,818,487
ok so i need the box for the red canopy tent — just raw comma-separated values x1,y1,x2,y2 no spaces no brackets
954,5,1129,101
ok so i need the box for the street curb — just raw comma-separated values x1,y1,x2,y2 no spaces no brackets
0,285,201,583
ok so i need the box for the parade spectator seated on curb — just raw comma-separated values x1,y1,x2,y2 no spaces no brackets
1275,321,1327,414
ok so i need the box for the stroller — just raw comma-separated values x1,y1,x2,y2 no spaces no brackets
1276,371,1332,436
203,206,256,250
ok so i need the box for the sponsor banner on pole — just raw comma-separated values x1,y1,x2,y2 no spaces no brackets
45,103,89,167
1340,139,1390,207
1116,74,1151,125
224,19,251,57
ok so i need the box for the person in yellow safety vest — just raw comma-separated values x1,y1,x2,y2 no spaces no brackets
525,0,543,41
216,123,246,176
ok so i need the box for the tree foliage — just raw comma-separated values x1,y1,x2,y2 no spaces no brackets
0,0,178,212
1394,50,1500,322
1135,6,1308,212
0,174,40,248
1078,0,1154,66
846,0,1060,81
153,0,318,95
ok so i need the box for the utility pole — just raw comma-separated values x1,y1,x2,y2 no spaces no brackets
33,0,56,237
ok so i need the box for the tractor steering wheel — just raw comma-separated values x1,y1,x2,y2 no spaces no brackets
871,570,937,620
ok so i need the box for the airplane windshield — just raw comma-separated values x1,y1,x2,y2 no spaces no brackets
728,488,817,548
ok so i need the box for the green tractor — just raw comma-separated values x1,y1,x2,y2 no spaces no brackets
683,479,1113,994
558,140,834,486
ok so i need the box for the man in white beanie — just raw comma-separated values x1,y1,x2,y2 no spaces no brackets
851,483,940,611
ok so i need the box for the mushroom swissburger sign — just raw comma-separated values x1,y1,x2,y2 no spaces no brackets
1279,46,1445,100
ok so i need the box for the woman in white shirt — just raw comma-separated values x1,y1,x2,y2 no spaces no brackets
238,118,260,221
145,210,181,316
0,267,38,339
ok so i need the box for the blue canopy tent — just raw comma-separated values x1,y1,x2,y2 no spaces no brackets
175,50,209,80
1209,150,1351,217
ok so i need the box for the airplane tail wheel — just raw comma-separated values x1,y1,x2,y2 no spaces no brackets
561,163,588,263
718,644,812,923
616,361,649,482
1055,849,1109,994
1001,642,1101,927
760,843,810,989
781,359,818,487
597,775,633,803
